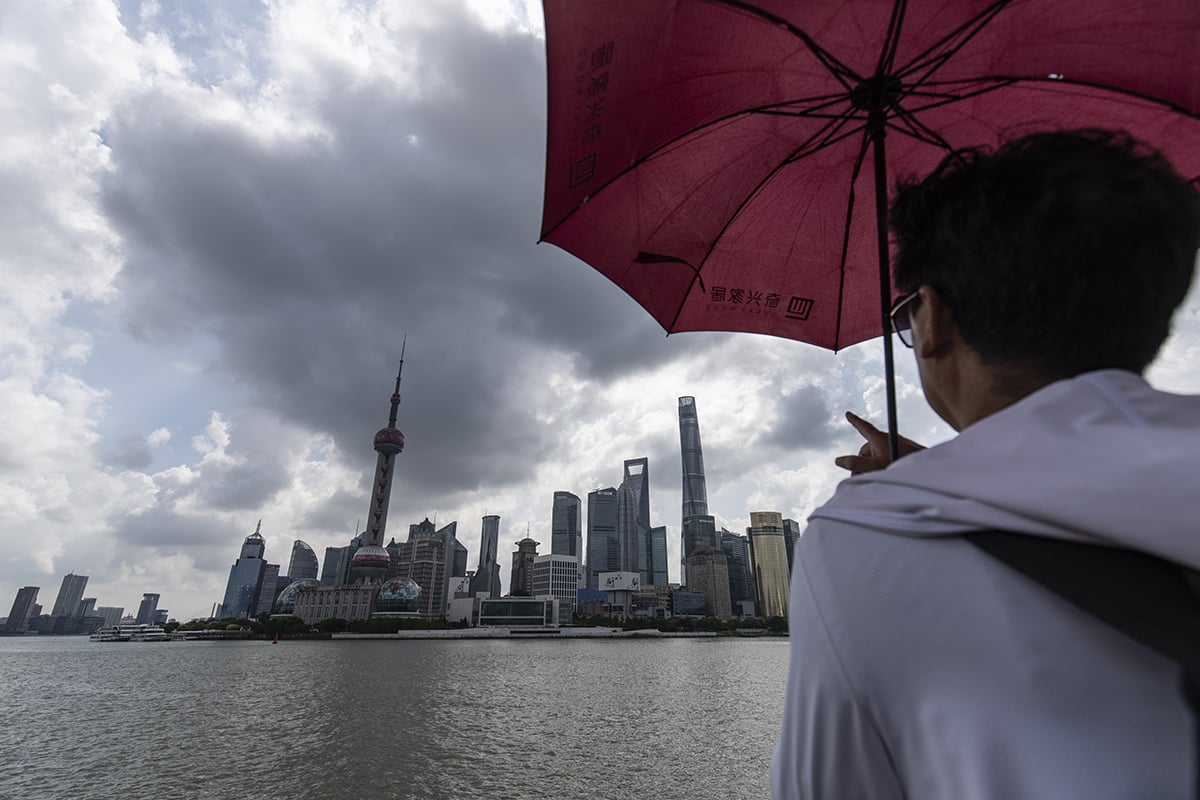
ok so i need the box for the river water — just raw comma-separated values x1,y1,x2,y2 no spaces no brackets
0,636,787,800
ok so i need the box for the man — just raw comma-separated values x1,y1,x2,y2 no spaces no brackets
771,130,1200,799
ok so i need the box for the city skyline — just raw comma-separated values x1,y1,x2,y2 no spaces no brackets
3,0,1198,620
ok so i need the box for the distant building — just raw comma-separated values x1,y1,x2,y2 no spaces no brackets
617,458,650,575
320,546,344,585
51,574,88,619
393,517,468,617
598,571,641,619
783,518,801,574
95,606,123,629
685,547,732,618
219,522,267,618
586,487,619,589
551,492,583,564
671,591,708,616
747,512,790,618
77,598,97,618
385,538,407,579
255,563,281,616
4,587,39,633
135,593,161,625
532,554,579,624
719,529,756,617
469,515,502,598
478,597,559,628
293,583,378,624
678,396,717,586
287,540,320,581
640,525,669,586
510,536,540,596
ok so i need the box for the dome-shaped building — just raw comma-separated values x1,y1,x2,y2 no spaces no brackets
374,577,421,614
350,544,391,582
274,578,321,615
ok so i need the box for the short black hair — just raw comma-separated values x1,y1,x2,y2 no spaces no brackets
890,129,1200,376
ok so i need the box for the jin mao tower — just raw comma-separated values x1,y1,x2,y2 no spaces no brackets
350,347,407,583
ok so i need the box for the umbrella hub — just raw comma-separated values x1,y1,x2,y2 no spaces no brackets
850,75,903,113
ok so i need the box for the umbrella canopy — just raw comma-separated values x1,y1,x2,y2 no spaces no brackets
540,0,1200,353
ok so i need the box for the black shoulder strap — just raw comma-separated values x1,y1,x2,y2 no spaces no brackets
967,531,1200,798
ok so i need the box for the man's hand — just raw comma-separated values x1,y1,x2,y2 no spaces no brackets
834,411,925,475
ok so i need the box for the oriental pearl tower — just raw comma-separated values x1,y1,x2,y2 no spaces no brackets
349,344,407,583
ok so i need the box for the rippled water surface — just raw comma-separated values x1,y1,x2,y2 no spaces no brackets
0,636,787,799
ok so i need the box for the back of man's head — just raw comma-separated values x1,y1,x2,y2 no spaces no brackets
891,129,1200,377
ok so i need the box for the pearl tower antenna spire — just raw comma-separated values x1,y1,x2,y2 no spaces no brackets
349,341,408,583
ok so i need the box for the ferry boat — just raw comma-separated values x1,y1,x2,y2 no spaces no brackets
89,624,172,642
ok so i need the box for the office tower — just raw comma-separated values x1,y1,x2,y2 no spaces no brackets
639,525,669,586
551,492,583,561
720,529,756,616
255,563,281,616
678,397,717,586
510,536,540,596
95,606,123,629
783,518,801,574
532,554,580,624
135,593,161,625
219,521,267,618
385,537,407,579
586,487,619,589
616,458,650,575
320,546,343,585
5,587,38,633
685,547,733,617
51,574,88,619
77,598,97,617
747,512,790,618
350,350,407,583
393,518,468,616
287,540,320,580
469,515,502,598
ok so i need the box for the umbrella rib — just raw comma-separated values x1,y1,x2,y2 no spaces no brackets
707,0,862,89
877,0,909,78
894,0,1011,84
916,76,1200,118
832,131,874,352
887,115,960,157
663,116,865,333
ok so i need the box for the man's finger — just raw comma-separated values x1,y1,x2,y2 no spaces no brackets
845,411,886,443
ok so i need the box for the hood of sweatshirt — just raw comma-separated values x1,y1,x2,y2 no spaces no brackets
810,370,1200,569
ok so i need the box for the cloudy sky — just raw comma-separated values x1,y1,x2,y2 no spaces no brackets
3,0,1198,621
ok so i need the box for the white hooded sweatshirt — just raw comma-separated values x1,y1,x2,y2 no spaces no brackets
771,370,1198,800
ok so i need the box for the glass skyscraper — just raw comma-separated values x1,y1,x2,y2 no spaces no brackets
219,522,267,618
617,458,650,576
50,573,88,619
469,514,502,598
747,511,790,618
679,397,716,586
287,540,320,580
720,529,756,616
586,487,619,588
551,491,583,561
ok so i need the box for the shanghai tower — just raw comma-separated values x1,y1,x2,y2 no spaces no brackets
679,396,716,587
350,346,407,583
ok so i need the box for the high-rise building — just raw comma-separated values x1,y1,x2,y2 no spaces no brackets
135,593,161,625
350,351,407,584
51,574,88,619
393,518,468,617
719,529,756,616
4,587,38,633
639,525,669,586
551,492,583,562
510,536,540,596
95,606,123,629
586,487,619,589
747,512,790,618
532,554,579,625
783,518,801,574
320,546,344,585
287,540,320,580
469,515,502,598
678,397,717,586
617,458,650,575
685,546,732,617
255,563,281,616
219,522,267,618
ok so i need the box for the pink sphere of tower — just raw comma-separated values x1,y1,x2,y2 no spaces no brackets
374,427,405,455
350,544,391,582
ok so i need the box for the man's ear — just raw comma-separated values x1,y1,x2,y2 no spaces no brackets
915,285,958,358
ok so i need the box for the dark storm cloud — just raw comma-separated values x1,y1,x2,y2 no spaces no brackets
101,432,153,471
99,6,707,517
770,384,839,450
111,506,232,549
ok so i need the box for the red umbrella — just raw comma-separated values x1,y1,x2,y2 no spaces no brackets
539,0,1200,455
